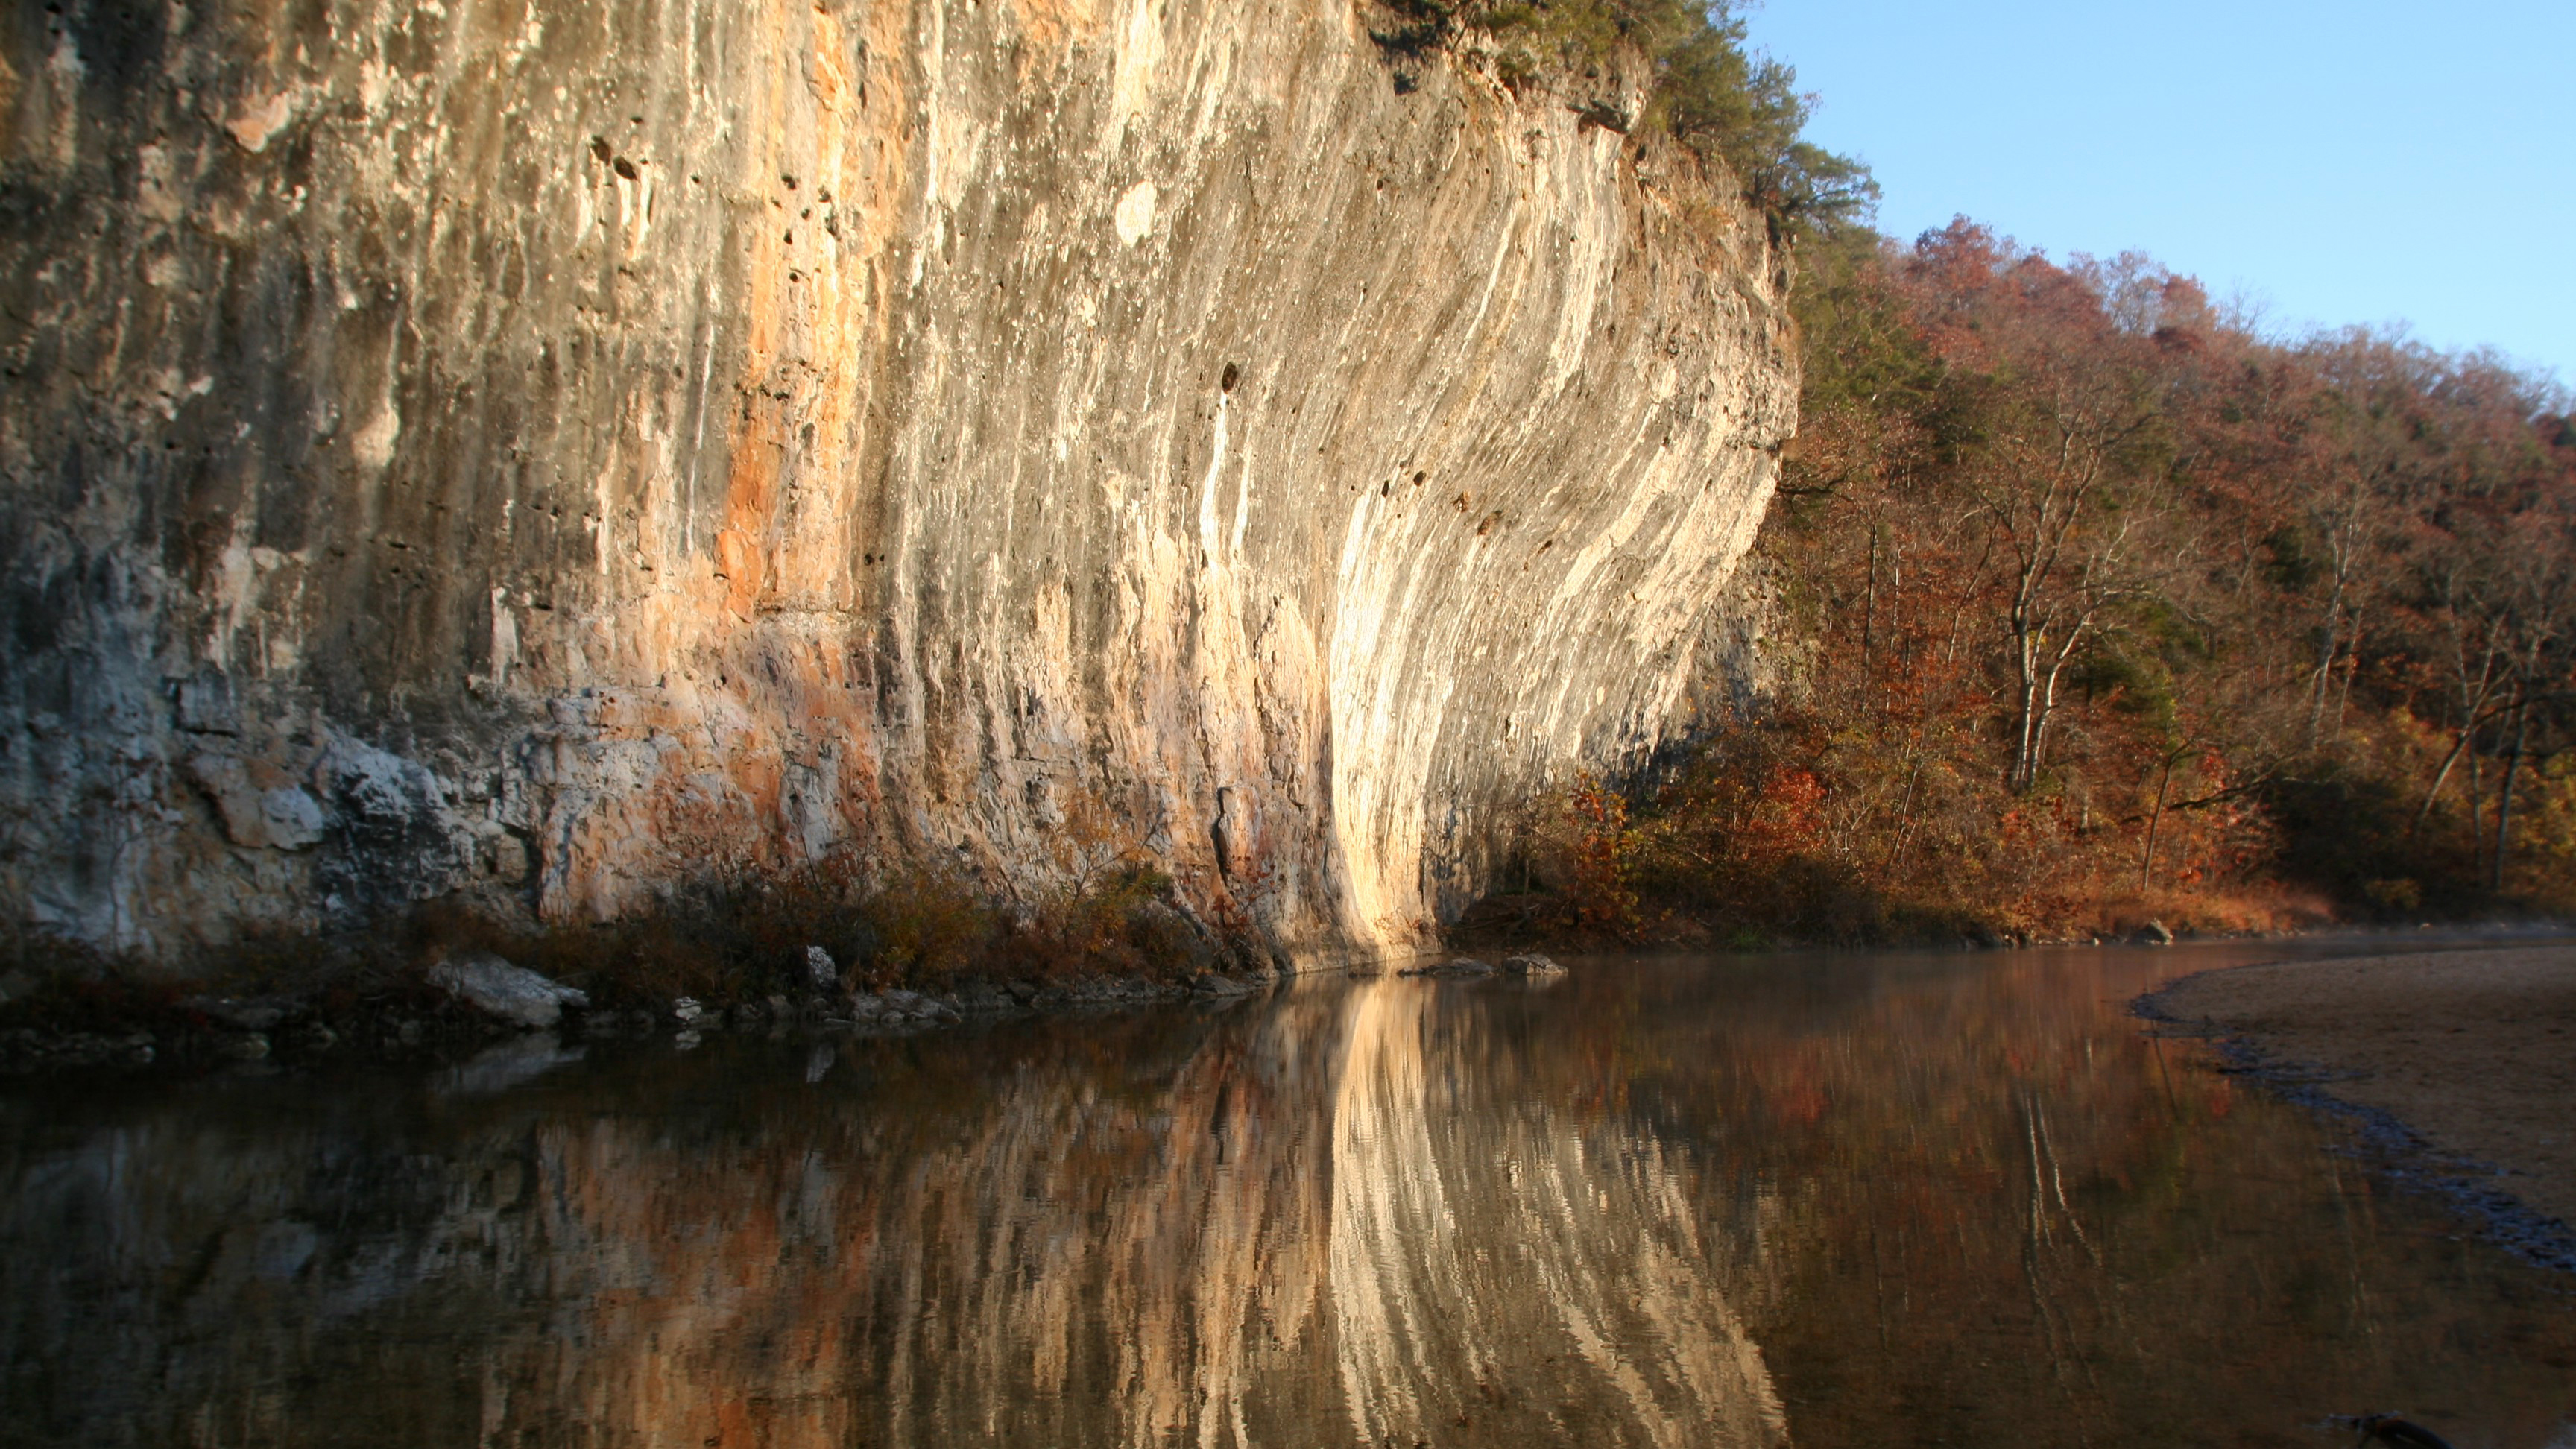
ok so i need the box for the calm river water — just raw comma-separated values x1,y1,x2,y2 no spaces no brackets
4,941,2573,1448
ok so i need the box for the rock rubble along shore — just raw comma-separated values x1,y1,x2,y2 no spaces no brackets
0,0,1791,973
1397,953,1565,979
0,941,1297,1074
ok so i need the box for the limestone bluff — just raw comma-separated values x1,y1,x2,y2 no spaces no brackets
0,0,1795,965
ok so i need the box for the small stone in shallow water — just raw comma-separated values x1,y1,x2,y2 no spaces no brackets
670,997,705,1026
1399,958,1497,979
220,1032,271,1061
186,996,297,1032
1501,953,1566,976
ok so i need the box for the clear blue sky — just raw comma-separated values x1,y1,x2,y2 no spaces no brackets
1739,1,2575,384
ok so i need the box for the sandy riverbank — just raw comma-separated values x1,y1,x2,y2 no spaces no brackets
2149,946,2576,1233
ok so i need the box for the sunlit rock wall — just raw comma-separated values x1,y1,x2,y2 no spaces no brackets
0,0,1796,962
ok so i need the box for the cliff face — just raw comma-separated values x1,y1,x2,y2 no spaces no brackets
0,0,1794,963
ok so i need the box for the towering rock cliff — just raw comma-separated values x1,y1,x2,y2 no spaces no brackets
0,0,1795,965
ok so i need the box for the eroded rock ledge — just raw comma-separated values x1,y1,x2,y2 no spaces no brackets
0,0,1794,965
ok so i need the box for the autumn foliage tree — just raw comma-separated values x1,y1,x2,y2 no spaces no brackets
1509,220,2576,945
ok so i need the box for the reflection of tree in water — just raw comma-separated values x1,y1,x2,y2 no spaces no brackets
1579,950,2576,1449
0,982,1784,1449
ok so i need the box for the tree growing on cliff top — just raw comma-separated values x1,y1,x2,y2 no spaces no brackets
1372,0,1876,236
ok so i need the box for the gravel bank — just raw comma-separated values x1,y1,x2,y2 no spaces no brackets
2147,947,2576,1235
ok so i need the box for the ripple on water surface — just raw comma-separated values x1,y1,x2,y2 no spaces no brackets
2,941,2572,1448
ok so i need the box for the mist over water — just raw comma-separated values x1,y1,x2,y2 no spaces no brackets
4,943,2572,1448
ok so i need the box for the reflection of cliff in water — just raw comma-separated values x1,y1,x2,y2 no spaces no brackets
1330,985,1787,1448
0,981,1784,1449
14,948,2576,1449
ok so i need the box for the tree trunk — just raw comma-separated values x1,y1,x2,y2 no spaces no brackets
1862,526,1880,694
1887,739,1928,869
2010,623,2042,792
2413,730,2471,832
2308,575,2343,746
2138,754,2176,893
2332,613,2363,738
2467,745,2486,884
2493,694,2528,893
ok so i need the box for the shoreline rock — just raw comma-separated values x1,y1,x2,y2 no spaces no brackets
0,949,1466,1079
1398,958,1498,979
428,953,591,1030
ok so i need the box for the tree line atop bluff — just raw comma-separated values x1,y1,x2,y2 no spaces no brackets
1373,0,1877,236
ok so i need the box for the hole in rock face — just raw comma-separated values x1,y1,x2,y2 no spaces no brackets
590,136,612,164
1220,362,1240,394
1413,471,1427,487
613,157,638,180
71,0,168,93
